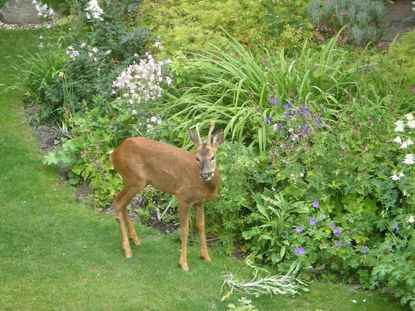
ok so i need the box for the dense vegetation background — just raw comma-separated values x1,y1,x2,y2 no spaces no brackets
2,0,415,309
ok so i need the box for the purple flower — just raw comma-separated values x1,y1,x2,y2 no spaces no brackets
284,111,292,121
334,240,341,247
333,227,341,237
316,116,322,127
310,218,317,226
269,96,279,105
329,221,336,228
312,200,320,209
264,117,273,124
273,123,284,132
294,246,305,255
284,102,294,110
295,226,303,233
361,246,369,254
392,224,400,232
299,105,310,115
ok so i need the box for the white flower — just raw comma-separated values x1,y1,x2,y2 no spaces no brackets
131,109,137,116
405,113,414,121
32,0,54,21
403,154,415,165
408,120,415,129
394,136,402,145
394,120,404,132
400,139,414,149
150,116,162,125
391,172,405,181
112,53,172,106
85,0,104,21
407,215,415,224
390,174,400,181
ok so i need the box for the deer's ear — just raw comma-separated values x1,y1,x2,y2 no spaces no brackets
212,131,224,147
188,128,201,146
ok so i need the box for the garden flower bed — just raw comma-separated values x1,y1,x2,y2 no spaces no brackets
9,0,415,309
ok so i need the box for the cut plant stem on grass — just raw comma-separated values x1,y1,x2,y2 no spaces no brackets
222,261,308,300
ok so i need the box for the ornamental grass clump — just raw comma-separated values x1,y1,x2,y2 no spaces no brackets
112,53,172,107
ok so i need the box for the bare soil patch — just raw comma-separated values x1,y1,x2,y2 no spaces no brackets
381,0,415,42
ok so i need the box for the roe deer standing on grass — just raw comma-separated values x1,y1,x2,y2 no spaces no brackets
110,121,224,271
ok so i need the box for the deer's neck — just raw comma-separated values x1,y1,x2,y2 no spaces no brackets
206,169,220,191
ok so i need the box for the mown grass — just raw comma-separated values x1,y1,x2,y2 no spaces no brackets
0,29,408,311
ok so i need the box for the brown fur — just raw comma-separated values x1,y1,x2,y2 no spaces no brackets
110,124,223,271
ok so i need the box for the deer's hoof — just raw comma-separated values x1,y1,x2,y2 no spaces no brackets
178,262,189,272
200,255,211,262
124,250,133,259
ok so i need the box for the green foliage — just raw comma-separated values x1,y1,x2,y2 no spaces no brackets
227,297,258,311
206,142,259,253
167,36,355,154
384,30,415,94
43,97,126,206
242,192,309,265
21,0,150,125
13,47,67,121
308,0,386,45
141,0,267,56
369,232,415,310
141,0,312,56
262,0,313,50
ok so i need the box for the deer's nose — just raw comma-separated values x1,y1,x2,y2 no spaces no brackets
201,172,213,181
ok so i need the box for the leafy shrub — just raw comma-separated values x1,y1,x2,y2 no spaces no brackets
27,0,150,125
43,97,125,206
262,0,313,51
370,231,415,310
206,142,259,254
308,0,386,45
141,0,312,56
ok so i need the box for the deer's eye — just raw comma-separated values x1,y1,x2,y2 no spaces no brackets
196,157,201,162
210,156,215,161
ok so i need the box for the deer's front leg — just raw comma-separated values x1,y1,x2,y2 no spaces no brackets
178,203,190,271
195,204,211,262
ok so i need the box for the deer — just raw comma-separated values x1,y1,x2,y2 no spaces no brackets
110,121,224,271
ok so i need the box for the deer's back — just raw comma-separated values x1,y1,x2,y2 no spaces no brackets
111,137,219,203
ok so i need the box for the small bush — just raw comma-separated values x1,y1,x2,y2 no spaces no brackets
308,0,386,45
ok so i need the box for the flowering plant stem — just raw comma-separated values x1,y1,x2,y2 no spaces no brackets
221,261,308,300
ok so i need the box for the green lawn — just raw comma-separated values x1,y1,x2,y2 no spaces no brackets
0,29,408,311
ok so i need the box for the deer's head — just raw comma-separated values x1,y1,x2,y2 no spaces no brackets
189,122,224,182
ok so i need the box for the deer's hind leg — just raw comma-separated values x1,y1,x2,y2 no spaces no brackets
113,182,144,258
